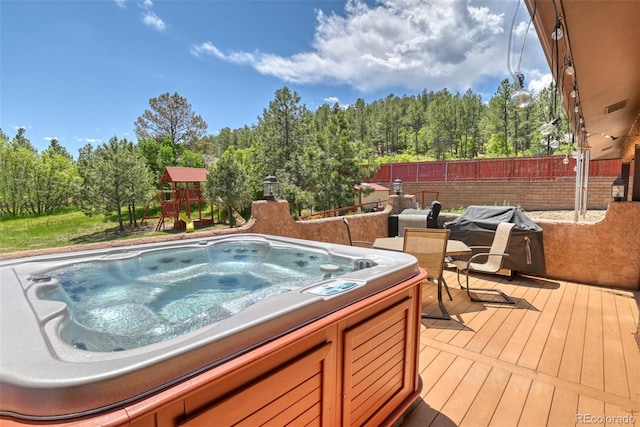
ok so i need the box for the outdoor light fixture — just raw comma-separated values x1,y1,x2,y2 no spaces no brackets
562,155,569,165
611,177,625,201
570,85,578,98
263,174,278,201
511,73,533,108
550,139,560,150
565,59,575,75
393,178,403,196
540,117,561,135
551,19,564,40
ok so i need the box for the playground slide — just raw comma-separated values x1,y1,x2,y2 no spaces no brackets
178,212,195,233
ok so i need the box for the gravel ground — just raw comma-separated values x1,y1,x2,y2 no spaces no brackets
521,209,607,223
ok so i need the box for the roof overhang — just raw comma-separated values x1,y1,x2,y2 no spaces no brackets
524,0,640,162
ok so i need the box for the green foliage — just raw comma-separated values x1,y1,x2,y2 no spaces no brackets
77,137,155,231
485,133,508,157
0,129,77,216
134,92,208,164
204,146,253,227
3,77,568,226
311,111,365,211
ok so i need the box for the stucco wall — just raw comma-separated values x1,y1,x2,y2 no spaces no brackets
535,202,640,290
242,200,390,246
245,200,640,290
2,198,638,291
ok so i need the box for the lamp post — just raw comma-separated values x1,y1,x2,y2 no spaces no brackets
611,177,625,202
393,179,403,196
263,174,278,201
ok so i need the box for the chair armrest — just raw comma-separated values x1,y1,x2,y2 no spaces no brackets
467,252,509,263
468,246,492,250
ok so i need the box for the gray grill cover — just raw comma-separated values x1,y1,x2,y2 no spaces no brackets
444,206,546,275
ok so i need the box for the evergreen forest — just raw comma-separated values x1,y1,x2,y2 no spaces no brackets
0,79,572,226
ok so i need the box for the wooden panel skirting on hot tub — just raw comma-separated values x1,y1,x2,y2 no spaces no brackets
126,269,426,427
342,298,415,426
0,270,425,427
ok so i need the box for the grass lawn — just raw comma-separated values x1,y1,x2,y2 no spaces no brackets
0,211,167,254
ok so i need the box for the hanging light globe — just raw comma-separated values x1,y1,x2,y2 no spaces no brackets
511,89,533,108
540,122,555,135
565,62,575,75
550,139,560,149
540,117,561,135
511,73,532,108
551,20,564,40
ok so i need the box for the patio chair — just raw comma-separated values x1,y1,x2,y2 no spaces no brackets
451,222,516,304
403,228,453,319
342,217,373,247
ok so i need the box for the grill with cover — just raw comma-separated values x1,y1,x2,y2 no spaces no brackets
444,206,546,276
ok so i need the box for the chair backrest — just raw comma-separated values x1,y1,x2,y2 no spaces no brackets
403,228,450,281
484,222,516,271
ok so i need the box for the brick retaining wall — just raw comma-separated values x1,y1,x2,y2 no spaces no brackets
384,177,633,211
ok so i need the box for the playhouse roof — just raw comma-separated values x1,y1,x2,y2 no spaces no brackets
354,182,389,192
160,166,208,184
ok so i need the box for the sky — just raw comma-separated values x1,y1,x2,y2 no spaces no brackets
1,0,552,156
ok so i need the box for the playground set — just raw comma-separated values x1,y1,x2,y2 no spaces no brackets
142,166,213,232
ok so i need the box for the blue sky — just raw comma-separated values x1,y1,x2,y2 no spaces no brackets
1,0,551,156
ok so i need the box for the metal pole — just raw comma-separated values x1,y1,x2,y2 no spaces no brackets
573,151,582,223
581,149,590,218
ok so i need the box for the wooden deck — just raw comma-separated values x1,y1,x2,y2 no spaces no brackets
402,269,640,427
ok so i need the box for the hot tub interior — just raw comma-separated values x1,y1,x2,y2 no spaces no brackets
0,234,418,420
39,240,356,352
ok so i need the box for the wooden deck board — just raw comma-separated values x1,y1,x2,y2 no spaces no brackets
518,380,554,426
402,270,640,427
601,288,630,399
581,286,605,391
558,283,589,383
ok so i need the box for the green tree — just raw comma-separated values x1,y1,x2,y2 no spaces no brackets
482,80,512,157
256,86,310,174
426,89,456,160
458,89,484,158
75,143,100,216
176,149,206,168
81,137,154,231
30,145,78,214
204,146,252,228
311,111,366,211
134,92,208,163
0,129,37,216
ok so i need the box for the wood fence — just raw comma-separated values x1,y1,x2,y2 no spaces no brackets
367,155,625,183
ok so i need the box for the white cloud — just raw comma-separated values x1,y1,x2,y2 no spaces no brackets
324,96,340,104
528,73,553,94
114,0,127,9
191,42,224,59
141,11,165,31
141,0,153,9
193,0,551,95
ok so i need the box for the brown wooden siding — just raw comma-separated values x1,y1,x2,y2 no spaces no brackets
369,156,631,183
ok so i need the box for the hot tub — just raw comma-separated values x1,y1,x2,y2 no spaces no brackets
0,234,419,421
